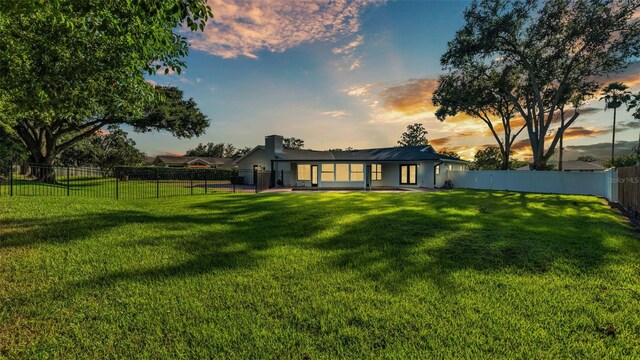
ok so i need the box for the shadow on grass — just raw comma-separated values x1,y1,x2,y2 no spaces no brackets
1,190,633,294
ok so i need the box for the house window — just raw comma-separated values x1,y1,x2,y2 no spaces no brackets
350,163,364,181
400,164,417,185
321,163,335,182
297,164,311,181
435,165,440,175
371,164,382,181
447,164,453,171
336,164,349,181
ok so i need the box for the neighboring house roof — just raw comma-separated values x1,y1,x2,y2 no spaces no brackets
516,160,604,171
238,145,467,163
144,156,156,165
153,156,236,167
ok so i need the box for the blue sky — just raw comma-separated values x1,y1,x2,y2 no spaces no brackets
138,0,640,161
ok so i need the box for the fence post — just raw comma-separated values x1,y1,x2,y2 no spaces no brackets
9,162,13,197
66,166,70,196
204,170,208,194
190,170,194,195
254,170,258,193
156,168,160,198
115,172,119,200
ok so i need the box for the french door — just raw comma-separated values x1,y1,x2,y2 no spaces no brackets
400,164,417,185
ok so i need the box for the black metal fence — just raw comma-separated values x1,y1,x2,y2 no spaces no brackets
0,162,271,199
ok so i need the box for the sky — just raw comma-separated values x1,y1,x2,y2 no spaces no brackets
137,0,640,162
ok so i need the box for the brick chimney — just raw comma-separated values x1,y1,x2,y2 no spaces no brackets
265,135,284,155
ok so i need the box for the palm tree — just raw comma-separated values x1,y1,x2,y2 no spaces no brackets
600,82,631,162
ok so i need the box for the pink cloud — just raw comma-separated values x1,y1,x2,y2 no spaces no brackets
188,0,381,59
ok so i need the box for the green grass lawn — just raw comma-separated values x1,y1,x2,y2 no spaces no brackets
1,190,639,358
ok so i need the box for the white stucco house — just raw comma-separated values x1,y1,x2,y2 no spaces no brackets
235,135,468,189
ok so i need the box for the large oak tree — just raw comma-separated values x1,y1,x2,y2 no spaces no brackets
0,1,213,179
441,0,640,169
433,65,524,170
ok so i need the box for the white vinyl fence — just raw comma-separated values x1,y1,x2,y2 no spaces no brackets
448,170,617,201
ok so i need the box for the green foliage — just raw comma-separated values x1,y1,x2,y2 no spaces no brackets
440,151,461,160
397,123,429,147
576,155,597,163
283,137,305,150
0,1,211,165
135,86,209,139
112,167,239,182
433,64,523,167
601,83,632,110
233,147,252,159
1,192,639,357
185,143,252,159
603,154,638,168
509,159,529,170
0,126,28,163
469,147,504,170
56,138,95,167
442,0,640,169
58,128,146,176
470,146,525,170
629,92,640,120
186,143,238,158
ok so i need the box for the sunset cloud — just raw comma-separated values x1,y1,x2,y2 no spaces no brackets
321,110,350,118
597,61,640,89
345,83,375,97
348,58,362,71
435,144,495,160
189,0,381,59
619,121,640,130
562,126,609,139
378,78,438,116
430,137,451,147
332,35,364,54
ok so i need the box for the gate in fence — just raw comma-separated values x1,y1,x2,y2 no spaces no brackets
0,163,272,199
617,165,640,218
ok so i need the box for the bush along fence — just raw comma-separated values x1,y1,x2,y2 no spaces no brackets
0,163,271,199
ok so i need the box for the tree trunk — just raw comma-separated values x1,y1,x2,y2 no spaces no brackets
559,115,564,171
27,153,57,183
611,107,617,163
501,145,510,170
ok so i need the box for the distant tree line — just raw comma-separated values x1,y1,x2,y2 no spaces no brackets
185,143,251,159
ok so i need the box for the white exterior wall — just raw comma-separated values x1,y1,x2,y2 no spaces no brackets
236,148,272,184
434,161,467,187
418,162,435,188
236,148,270,171
378,161,436,188
448,169,618,200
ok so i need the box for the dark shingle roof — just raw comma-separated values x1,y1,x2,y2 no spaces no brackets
274,146,466,162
